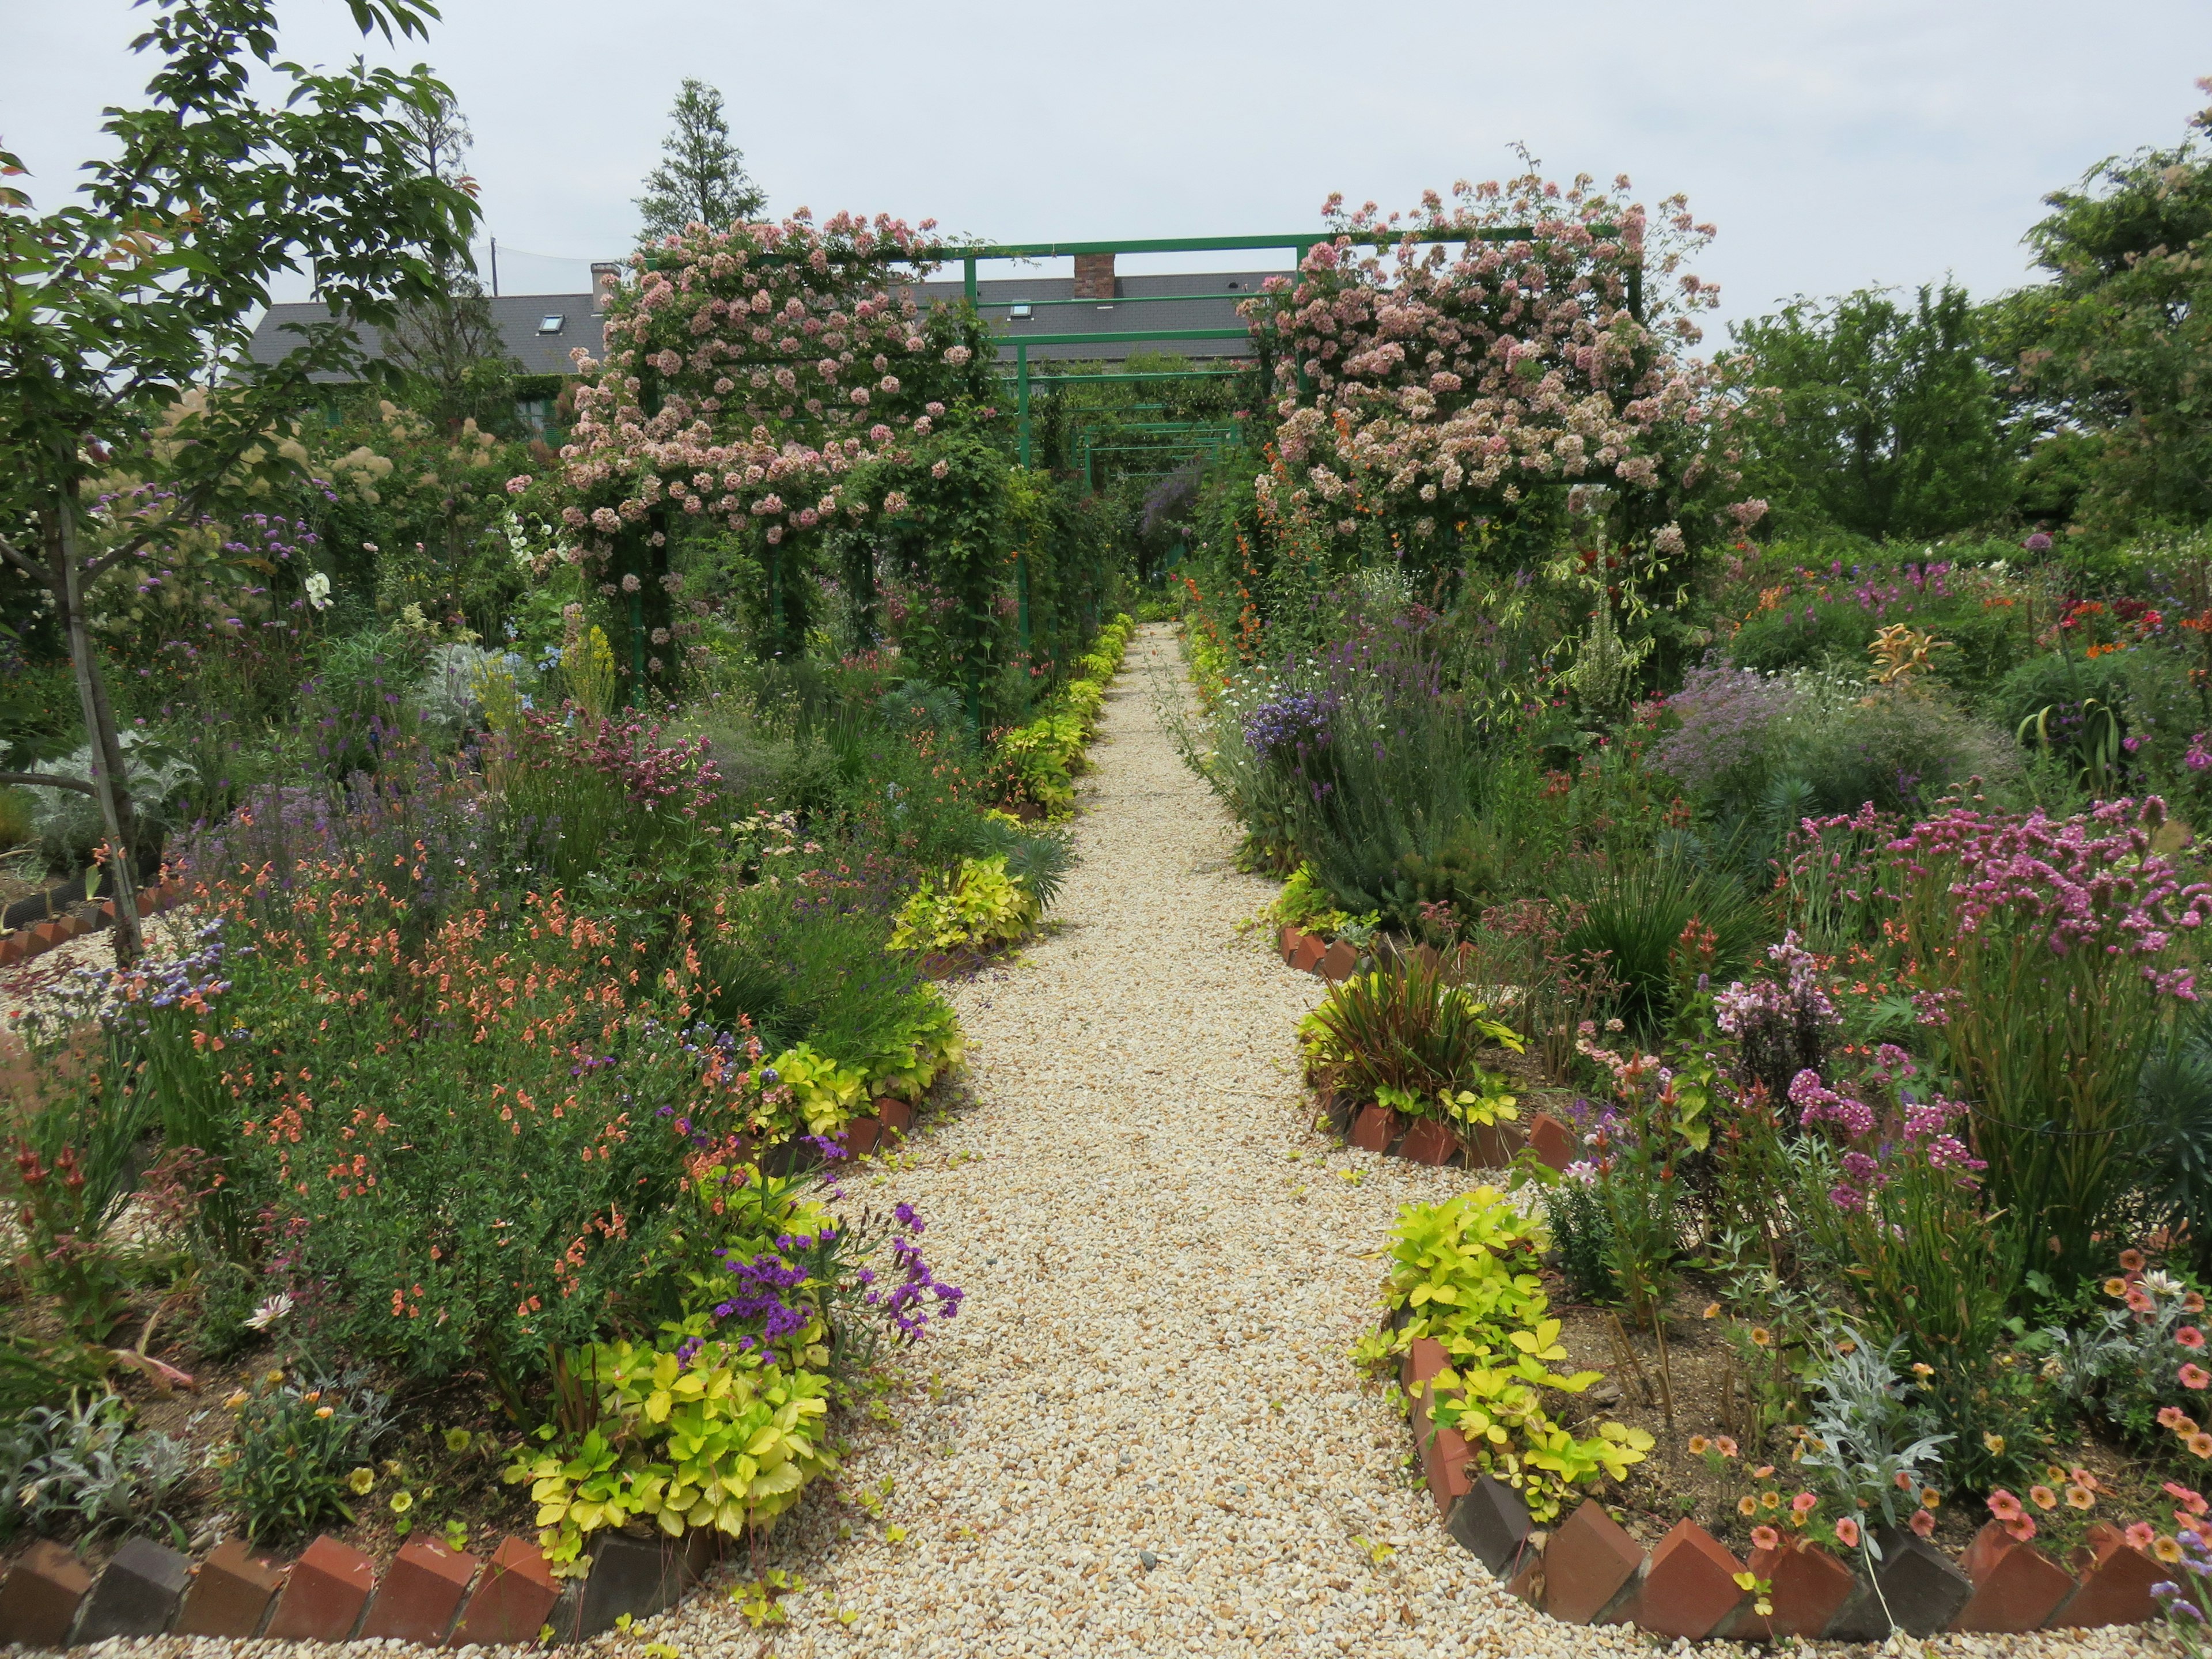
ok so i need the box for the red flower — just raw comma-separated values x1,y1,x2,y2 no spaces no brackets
1834,1517,1862,1548
2181,1362,2212,1391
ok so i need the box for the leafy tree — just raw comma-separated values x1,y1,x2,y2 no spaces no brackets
383,88,518,431
634,79,763,244
1728,282,2013,541
1982,81,2212,537
0,0,476,957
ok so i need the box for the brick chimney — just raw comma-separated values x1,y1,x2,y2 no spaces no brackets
1071,251,1116,301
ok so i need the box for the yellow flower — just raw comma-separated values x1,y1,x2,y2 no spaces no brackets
264,1369,286,1386
223,1389,249,1411
2157,1536,2186,1563
1983,1433,2006,1456
1762,1491,1781,1510
391,1492,414,1516
1702,1304,1721,1320
347,1468,376,1495
1909,1362,1933,1378
1737,1496,1759,1518
1750,1327,1774,1349
1689,1436,1710,1455
444,1429,473,1453
2105,1277,2130,1298
1921,1488,1941,1510
315,1405,335,1419
2065,1486,2094,1511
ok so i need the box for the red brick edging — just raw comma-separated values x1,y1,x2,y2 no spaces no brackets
0,1520,728,1650
0,881,186,969
1397,1333,2168,1640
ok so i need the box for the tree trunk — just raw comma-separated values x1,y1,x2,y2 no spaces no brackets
44,464,145,964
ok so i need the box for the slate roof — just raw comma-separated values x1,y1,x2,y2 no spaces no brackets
243,291,608,381
243,270,1278,380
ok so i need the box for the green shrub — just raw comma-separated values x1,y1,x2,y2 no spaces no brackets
697,881,944,1090
298,626,429,779
1543,1175,1620,1305
217,1368,395,1545
1792,683,2016,815
888,854,1038,953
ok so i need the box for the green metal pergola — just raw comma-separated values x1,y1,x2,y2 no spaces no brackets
930,228,1635,472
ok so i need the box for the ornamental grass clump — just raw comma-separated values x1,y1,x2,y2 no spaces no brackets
1300,949,1520,1118
1885,796,2212,1288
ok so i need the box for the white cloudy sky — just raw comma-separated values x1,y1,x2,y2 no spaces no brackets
6,0,2208,343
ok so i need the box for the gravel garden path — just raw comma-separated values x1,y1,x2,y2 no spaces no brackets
639,627,2157,1659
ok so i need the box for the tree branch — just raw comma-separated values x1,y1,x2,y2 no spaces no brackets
0,531,47,585
0,772,95,797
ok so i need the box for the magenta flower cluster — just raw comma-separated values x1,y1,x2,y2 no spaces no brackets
1890,798,2212,994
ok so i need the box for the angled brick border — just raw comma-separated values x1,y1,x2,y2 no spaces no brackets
0,1518,732,1650
1390,1319,2169,1641
0,880,185,971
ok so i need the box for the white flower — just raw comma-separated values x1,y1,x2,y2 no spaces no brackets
303,573,332,612
245,1293,294,1332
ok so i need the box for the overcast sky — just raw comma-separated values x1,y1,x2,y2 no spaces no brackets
6,0,2208,345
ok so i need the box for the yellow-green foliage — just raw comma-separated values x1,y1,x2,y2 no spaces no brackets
509,1332,836,1572
889,855,1040,953
1271,863,1357,938
1353,1188,1652,1523
763,1042,868,1137
988,721,1077,817
866,996,966,1103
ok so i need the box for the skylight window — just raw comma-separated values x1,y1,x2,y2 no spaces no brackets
537,315,566,334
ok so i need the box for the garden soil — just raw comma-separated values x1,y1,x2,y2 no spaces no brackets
69,628,2170,1658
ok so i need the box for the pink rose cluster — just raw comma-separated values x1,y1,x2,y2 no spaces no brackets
1243,171,1762,548
547,209,991,571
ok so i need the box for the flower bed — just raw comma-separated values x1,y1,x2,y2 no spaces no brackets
1362,1191,2191,1641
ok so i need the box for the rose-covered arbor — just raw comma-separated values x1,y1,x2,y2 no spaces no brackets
532,210,996,683
1241,172,1767,590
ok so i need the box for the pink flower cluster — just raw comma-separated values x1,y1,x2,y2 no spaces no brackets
1789,1067,1872,1138
541,210,986,573
1890,798,2211,993
1242,172,1759,546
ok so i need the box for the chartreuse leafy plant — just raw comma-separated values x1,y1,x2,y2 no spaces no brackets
1270,862,1358,940
985,613,1135,819
509,1328,836,1573
889,854,1039,953
1355,1188,1653,1523
760,1044,868,1138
